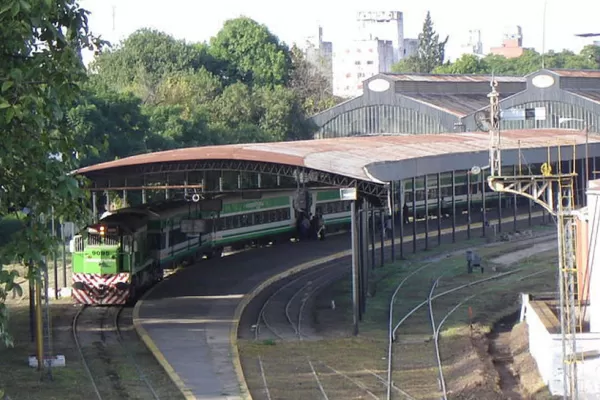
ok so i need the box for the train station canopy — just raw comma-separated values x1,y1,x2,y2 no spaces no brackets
75,129,600,198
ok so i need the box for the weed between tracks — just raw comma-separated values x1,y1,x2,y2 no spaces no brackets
240,228,558,400
0,300,184,400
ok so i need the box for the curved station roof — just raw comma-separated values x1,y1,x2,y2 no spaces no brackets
76,129,599,197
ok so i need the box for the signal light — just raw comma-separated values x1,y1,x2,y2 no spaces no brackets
99,225,105,236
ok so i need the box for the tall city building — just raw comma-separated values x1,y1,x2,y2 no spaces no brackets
332,39,394,98
461,29,484,56
356,11,405,63
302,26,333,90
491,25,524,58
403,38,419,58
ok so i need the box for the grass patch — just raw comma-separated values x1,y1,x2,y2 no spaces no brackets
316,231,556,338
0,301,94,400
241,231,560,399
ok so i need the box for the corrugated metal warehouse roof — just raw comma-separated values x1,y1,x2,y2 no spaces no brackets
401,94,490,117
76,129,600,184
381,73,526,83
547,69,600,78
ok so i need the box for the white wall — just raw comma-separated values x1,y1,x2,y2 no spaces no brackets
587,181,600,333
524,295,600,397
332,39,394,98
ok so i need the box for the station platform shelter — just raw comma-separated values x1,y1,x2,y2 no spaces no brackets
76,128,600,249
309,69,600,139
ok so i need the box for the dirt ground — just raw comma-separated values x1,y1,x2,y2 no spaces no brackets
0,291,184,400
240,232,560,400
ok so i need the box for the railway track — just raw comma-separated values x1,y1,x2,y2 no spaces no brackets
72,305,160,400
386,234,557,400
254,260,349,342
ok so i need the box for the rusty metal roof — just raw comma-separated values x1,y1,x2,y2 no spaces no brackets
75,129,598,184
381,73,525,83
548,69,600,78
401,94,490,117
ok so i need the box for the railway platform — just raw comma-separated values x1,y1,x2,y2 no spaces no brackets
133,208,543,399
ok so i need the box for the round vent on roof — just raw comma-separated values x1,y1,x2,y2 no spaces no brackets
531,74,555,89
367,78,391,92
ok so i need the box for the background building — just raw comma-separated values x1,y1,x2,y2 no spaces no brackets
302,26,333,90
356,11,404,63
461,29,484,57
491,25,525,58
403,38,419,58
332,39,394,98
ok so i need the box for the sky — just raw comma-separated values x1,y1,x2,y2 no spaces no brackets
80,0,600,63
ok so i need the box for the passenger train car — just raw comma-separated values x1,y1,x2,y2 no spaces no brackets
70,174,511,305
69,188,352,305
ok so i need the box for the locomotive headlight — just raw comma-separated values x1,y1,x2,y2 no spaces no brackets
99,225,105,236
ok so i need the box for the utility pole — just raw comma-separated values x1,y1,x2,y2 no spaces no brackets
476,82,581,399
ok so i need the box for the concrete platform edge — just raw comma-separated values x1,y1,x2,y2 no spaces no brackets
133,280,197,400
230,246,353,400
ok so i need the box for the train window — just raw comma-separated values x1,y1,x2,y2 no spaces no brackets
255,212,264,225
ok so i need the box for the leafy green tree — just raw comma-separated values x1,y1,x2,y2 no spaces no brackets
254,85,313,141
155,68,222,117
434,54,487,74
142,103,218,148
432,47,600,76
0,0,101,347
90,29,216,102
393,11,448,73
289,45,340,115
68,84,151,167
210,17,292,87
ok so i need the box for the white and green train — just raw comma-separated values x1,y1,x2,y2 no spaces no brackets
70,174,512,305
69,188,352,305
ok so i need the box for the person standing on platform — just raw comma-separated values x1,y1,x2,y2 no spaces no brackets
403,202,410,224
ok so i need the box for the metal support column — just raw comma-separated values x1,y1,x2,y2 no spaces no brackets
424,175,429,250
61,223,67,289
467,171,471,239
141,189,146,204
92,191,97,222
451,171,456,243
528,199,532,227
437,173,442,246
122,178,127,206
398,182,404,259
370,207,376,270
412,177,417,254
358,207,364,319
497,190,502,232
51,207,58,299
513,165,518,231
579,158,585,206
351,201,359,336
361,201,369,316
481,172,487,237
379,210,384,268
389,181,396,261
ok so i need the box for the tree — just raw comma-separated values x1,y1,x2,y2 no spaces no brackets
434,54,486,74
68,84,151,167
154,68,222,117
90,29,216,103
431,47,600,76
393,11,448,73
210,17,292,87
0,0,101,347
288,45,340,115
